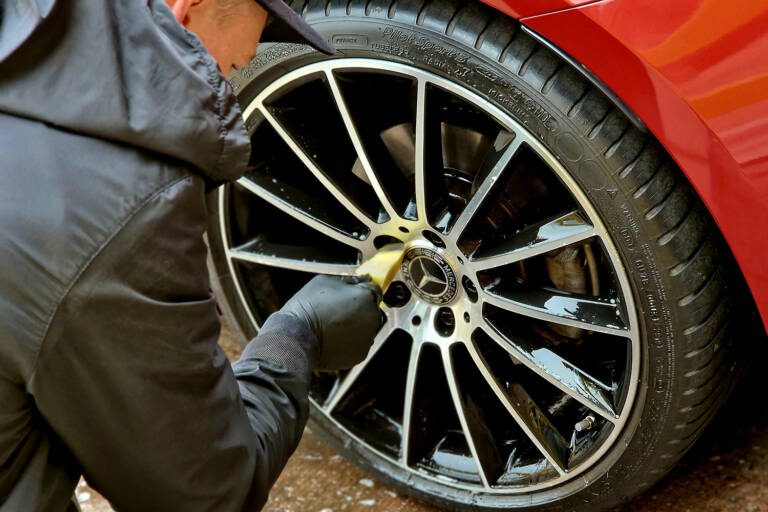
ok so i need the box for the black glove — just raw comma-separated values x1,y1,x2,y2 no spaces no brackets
281,275,381,370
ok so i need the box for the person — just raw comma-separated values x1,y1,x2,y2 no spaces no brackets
0,1,381,511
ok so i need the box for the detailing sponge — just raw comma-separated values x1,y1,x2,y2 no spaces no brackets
355,243,405,292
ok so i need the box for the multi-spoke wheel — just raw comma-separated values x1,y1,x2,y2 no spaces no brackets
208,2,742,510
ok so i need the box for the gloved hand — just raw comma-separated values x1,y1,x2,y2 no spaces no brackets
281,275,382,370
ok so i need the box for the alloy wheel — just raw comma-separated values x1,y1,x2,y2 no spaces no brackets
215,59,640,492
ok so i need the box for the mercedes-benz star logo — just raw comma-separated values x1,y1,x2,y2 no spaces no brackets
409,257,449,296
401,247,458,305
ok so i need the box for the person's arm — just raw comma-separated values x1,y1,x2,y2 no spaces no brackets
28,175,378,511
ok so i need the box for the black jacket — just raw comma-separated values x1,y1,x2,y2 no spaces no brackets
0,1,318,510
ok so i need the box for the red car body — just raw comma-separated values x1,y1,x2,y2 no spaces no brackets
477,0,768,331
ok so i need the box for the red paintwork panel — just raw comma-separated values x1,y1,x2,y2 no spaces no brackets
477,0,601,19
502,0,768,330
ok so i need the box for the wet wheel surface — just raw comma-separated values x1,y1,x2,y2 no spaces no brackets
207,1,742,510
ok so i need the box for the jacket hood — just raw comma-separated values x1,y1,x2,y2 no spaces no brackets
0,0,251,183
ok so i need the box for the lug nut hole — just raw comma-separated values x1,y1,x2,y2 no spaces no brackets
373,235,402,249
383,281,411,308
435,307,455,337
398,226,410,233
421,230,446,248
411,315,421,326
463,312,470,323
462,276,478,303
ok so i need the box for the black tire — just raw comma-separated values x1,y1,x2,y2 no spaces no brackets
208,1,744,510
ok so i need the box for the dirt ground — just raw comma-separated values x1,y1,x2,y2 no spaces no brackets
76,326,768,512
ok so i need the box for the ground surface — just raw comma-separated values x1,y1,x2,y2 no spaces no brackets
77,325,768,512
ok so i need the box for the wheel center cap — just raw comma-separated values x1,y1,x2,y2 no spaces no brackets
401,247,458,305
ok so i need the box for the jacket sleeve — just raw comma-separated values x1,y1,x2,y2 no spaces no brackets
28,175,318,512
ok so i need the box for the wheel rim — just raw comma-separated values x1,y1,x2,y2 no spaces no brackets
216,59,641,494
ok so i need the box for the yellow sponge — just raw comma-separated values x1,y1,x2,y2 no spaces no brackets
356,243,405,292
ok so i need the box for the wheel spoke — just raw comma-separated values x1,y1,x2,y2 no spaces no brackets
481,322,617,420
400,339,422,466
448,135,523,241
464,341,569,474
442,346,503,488
325,70,401,222
483,286,628,337
413,79,428,223
323,318,398,412
229,239,358,275
470,211,595,270
236,177,368,250
257,104,375,228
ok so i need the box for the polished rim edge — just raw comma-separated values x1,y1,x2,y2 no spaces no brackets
217,58,641,495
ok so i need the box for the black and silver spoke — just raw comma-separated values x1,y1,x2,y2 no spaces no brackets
216,60,640,493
